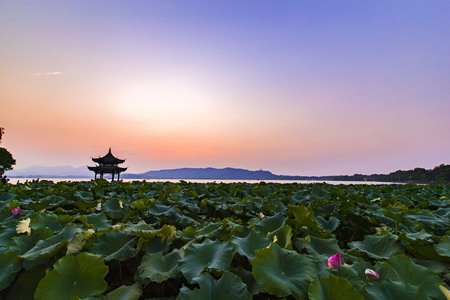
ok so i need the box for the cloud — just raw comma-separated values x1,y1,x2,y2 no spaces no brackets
34,71,64,76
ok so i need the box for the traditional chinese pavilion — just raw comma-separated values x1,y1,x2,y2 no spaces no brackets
87,148,127,181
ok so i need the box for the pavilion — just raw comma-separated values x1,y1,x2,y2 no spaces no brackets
87,148,127,181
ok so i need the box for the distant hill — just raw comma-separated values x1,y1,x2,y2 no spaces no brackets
6,165,92,178
123,167,278,180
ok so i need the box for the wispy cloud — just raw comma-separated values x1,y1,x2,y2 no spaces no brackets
34,71,64,76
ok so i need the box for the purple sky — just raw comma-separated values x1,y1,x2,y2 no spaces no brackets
1,1,449,176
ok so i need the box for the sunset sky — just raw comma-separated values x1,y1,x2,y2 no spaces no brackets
1,1,449,176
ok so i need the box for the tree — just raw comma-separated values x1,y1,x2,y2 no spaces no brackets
0,147,16,176
0,127,16,176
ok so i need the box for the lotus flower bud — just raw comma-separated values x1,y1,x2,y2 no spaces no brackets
365,268,380,281
326,253,342,269
11,207,23,216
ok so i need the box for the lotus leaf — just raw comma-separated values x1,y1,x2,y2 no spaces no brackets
4,265,46,300
231,230,270,259
104,282,142,300
289,205,319,228
88,230,139,261
0,251,22,291
85,213,112,230
308,275,364,300
178,271,251,300
102,198,124,219
435,236,450,257
34,252,108,300
317,215,340,232
349,233,403,259
20,224,82,260
179,238,233,283
251,242,317,297
9,227,53,255
29,213,73,232
267,224,293,249
138,249,182,282
255,212,285,233
302,235,341,258
366,254,446,300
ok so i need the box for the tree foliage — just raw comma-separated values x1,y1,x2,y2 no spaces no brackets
0,147,16,175
334,164,450,183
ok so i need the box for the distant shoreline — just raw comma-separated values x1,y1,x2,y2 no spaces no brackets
6,165,450,184
7,177,404,185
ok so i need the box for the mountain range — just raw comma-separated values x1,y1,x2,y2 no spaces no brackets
6,165,325,180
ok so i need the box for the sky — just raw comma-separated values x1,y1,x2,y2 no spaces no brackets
1,0,449,176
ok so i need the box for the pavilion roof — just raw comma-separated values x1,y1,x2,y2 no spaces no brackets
92,148,125,164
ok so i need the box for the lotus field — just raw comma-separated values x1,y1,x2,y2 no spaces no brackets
1,180,449,299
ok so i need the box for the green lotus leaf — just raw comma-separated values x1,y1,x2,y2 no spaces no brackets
308,275,364,300
255,212,285,234
335,260,373,291
178,271,251,300
104,282,142,300
28,200,50,211
102,198,124,219
317,216,340,232
349,233,403,259
88,231,139,261
402,229,433,241
366,254,446,300
0,251,22,291
73,190,94,202
5,265,46,300
0,192,16,207
85,213,112,230
179,239,233,283
148,203,176,215
21,224,82,260
435,236,450,257
302,235,341,257
233,266,264,295
178,222,222,240
9,227,53,255
289,205,319,228
138,249,182,282
0,227,18,248
267,224,293,249
122,220,155,233
251,242,317,297
404,240,441,260
404,212,449,229
34,252,108,300
231,230,270,259
29,213,74,232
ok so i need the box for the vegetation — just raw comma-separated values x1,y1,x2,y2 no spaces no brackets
0,127,16,176
0,180,449,299
333,164,450,183
0,148,16,176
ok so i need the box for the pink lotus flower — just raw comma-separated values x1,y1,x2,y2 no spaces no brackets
365,268,380,281
326,253,342,269
11,207,23,216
